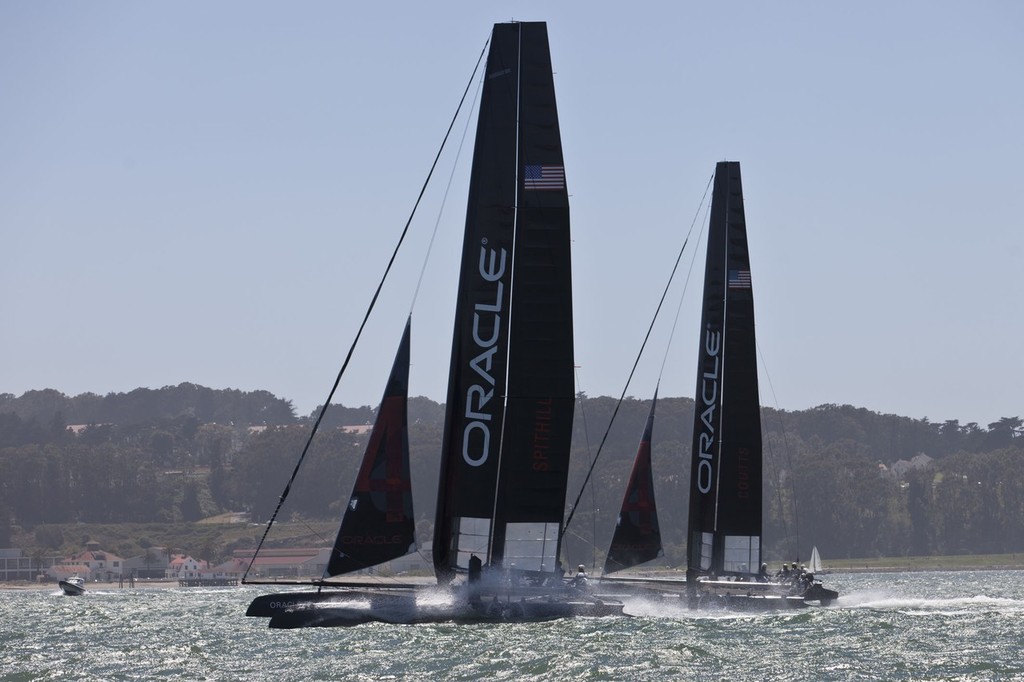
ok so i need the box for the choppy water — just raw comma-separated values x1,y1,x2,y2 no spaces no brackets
3,571,1024,680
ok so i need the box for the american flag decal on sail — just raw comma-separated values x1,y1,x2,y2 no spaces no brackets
728,269,752,289
523,164,565,190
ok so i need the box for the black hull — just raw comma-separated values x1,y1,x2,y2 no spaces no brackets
688,580,839,611
801,582,839,606
246,589,390,618
248,585,623,627
599,575,839,609
694,578,838,607
268,597,623,628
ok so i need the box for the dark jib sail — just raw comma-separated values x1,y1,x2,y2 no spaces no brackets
433,22,574,581
686,161,763,579
326,319,415,576
604,392,662,574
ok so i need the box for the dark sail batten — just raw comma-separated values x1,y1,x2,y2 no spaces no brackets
326,319,415,577
686,161,762,578
434,22,573,580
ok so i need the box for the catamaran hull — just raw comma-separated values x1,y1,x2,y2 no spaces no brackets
245,585,424,618
245,577,434,614
248,586,623,627
800,582,839,605
599,576,838,609
698,593,812,610
268,597,623,628
686,577,839,610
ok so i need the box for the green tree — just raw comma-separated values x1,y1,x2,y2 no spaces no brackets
149,430,175,466
180,483,203,522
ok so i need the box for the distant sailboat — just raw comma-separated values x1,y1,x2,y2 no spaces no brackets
809,546,824,574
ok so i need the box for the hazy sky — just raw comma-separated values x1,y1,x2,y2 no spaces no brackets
2,2,1021,427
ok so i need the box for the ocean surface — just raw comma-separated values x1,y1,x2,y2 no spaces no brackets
3,570,1023,681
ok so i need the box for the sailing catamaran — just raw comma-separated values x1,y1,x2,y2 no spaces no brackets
245,21,622,627
431,18,576,589
600,162,838,609
683,161,836,608
424,17,619,620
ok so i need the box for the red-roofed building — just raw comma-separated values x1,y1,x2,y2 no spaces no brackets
47,563,90,582
231,547,430,579
167,554,208,579
202,558,248,581
57,547,125,581
232,547,331,578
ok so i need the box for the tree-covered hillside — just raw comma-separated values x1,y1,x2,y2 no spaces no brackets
1,386,1021,566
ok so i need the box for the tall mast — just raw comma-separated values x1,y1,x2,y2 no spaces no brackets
434,22,574,581
687,161,762,579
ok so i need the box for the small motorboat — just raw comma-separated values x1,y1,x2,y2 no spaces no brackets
59,575,86,596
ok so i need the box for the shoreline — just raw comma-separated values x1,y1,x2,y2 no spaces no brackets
632,554,1024,576
0,574,433,592
828,564,1024,574
6,562,1024,592
1,579,182,592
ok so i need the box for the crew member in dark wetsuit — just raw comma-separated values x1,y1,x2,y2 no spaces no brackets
468,554,482,583
758,562,770,582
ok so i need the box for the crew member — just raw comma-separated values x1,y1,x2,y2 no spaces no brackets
572,564,589,588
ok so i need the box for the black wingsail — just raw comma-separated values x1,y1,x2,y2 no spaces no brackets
604,393,662,574
491,21,574,574
686,161,763,579
326,319,415,577
434,22,574,581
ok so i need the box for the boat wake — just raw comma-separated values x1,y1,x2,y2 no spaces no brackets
620,596,802,621
622,590,1024,619
841,590,1024,613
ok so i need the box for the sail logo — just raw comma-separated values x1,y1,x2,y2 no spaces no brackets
462,241,507,467
531,399,552,472
696,327,721,494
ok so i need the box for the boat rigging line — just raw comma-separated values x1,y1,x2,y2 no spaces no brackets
243,35,491,583
560,173,714,544
757,343,803,563
571,371,599,572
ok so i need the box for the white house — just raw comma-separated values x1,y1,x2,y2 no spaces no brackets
167,554,208,579
54,547,125,581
